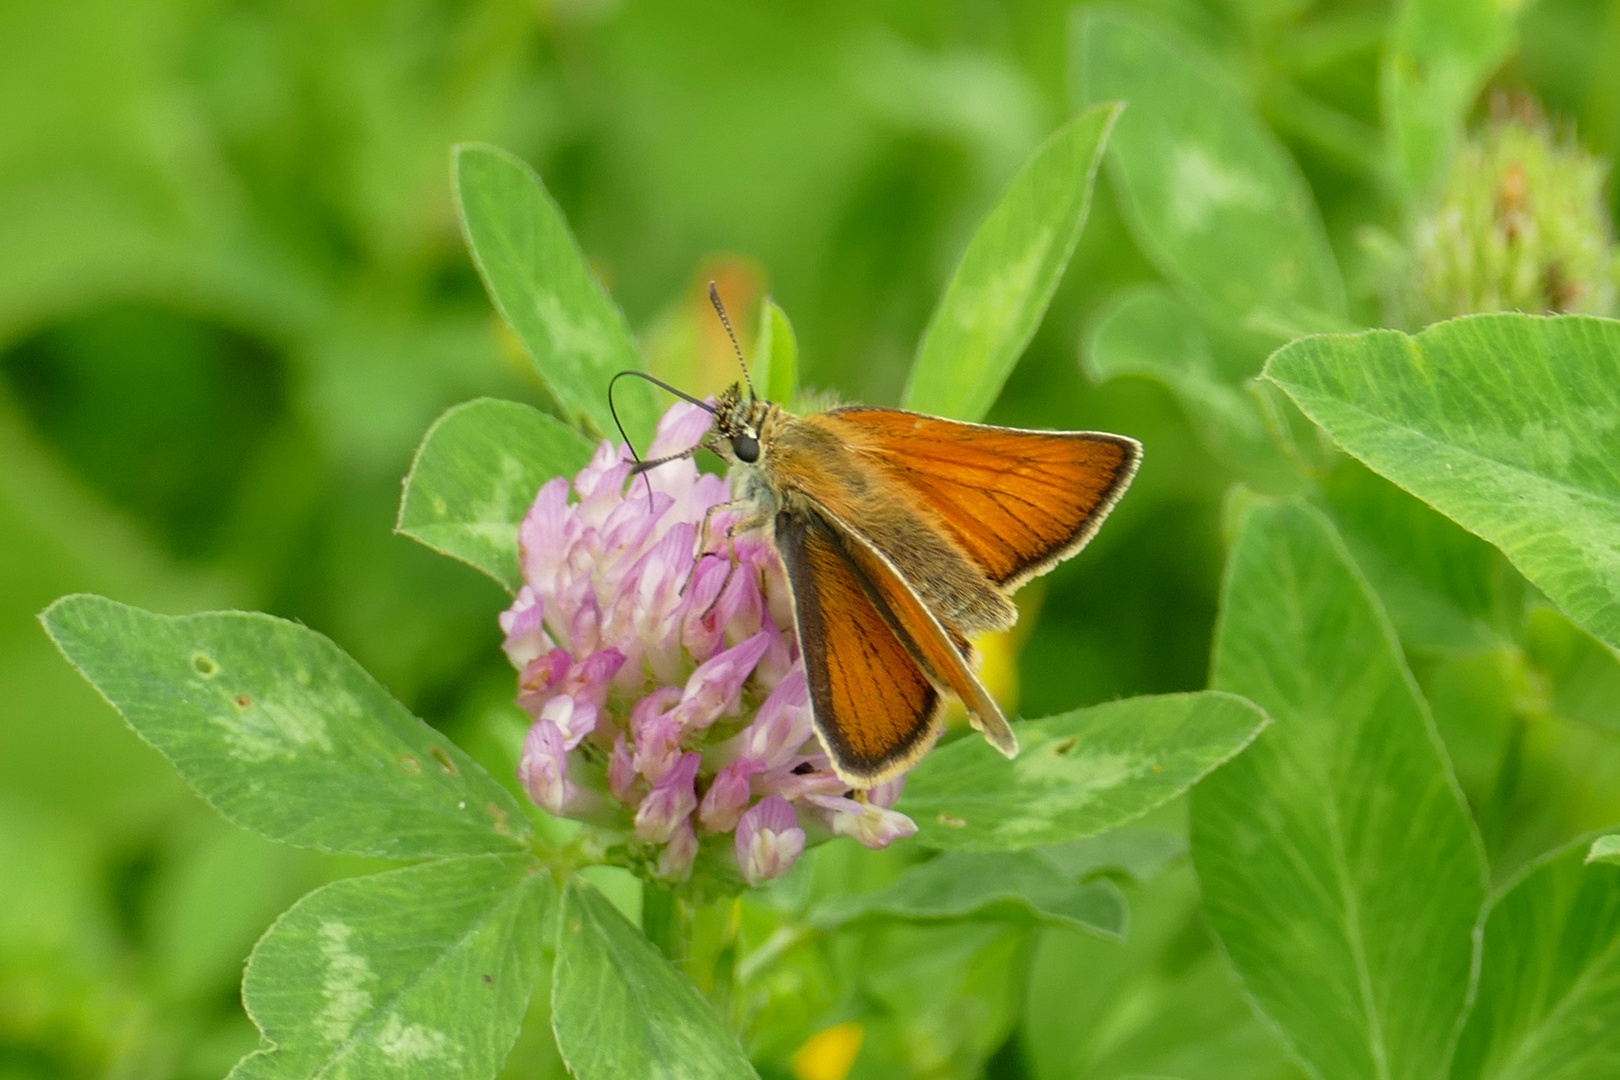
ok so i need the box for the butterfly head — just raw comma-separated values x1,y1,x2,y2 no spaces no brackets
712,382,773,465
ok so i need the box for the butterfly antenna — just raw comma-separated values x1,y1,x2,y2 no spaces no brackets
608,370,718,510
707,281,756,403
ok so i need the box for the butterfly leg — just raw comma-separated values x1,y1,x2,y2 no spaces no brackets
682,498,749,597
697,507,773,620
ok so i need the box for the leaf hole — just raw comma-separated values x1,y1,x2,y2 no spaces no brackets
937,813,968,829
192,654,217,676
233,694,252,708
430,746,459,775
1051,736,1078,756
396,754,421,776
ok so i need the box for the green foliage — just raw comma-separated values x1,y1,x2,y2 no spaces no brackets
1318,458,1519,652
900,692,1268,851
1383,0,1514,198
1590,835,1620,866
232,855,550,1080
453,144,660,443
904,104,1118,421
40,595,527,859
1193,503,1485,1080
1266,315,1620,651
13,1,1620,1077
1075,8,1345,328
809,851,1126,938
551,883,758,1080
755,299,800,407
1451,841,1620,1080
399,399,596,592
1085,285,1288,477
1021,862,1309,1080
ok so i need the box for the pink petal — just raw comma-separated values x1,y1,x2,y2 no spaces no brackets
698,758,759,833
656,818,700,882
735,796,806,885
634,752,701,842
672,630,771,732
518,718,573,814
647,400,717,460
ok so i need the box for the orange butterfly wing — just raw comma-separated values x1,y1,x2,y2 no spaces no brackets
826,511,1017,758
775,507,944,786
822,407,1141,588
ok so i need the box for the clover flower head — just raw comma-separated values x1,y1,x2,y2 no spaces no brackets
1407,93,1618,323
499,401,918,885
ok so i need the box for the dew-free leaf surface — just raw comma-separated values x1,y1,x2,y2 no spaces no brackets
809,850,1126,938
1451,842,1620,1080
1588,835,1620,865
1319,459,1519,651
453,144,658,442
398,398,596,592
1265,314,1620,651
1085,284,1287,476
755,298,799,407
1191,502,1485,1080
1383,0,1513,196
552,883,757,1080
904,103,1119,422
1075,8,1344,324
40,595,528,858
900,691,1267,851
229,855,550,1080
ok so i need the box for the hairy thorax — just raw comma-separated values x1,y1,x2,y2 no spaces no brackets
750,412,1017,635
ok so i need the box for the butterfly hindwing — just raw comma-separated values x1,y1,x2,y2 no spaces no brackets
774,506,944,786
818,506,1017,758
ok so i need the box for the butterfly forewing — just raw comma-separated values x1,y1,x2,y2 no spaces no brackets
775,507,943,786
823,407,1141,588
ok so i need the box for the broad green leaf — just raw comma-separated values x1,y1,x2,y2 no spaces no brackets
1085,284,1290,478
1191,502,1485,1080
809,851,1126,939
452,144,658,442
1525,608,1620,734
398,398,596,592
1451,841,1620,1080
899,691,1268,851
1417,642,1620,883
551,882,757,1080
903,103,1120,422
1319,459,1520,651
1037,825,1188,884
755,299,799,406
1383,0,1513,197
1253,377,1343,476
41,595,528,858
1587,835,1620,865
849,922,1030,1079
1264,314,1620,651
230,854,550,1080
1023,864,1308,1080
1074,9,1345,323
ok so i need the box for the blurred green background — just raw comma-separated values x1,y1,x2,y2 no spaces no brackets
3,0,1618,1076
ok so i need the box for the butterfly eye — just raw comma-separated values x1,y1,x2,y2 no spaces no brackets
732,434,760,463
